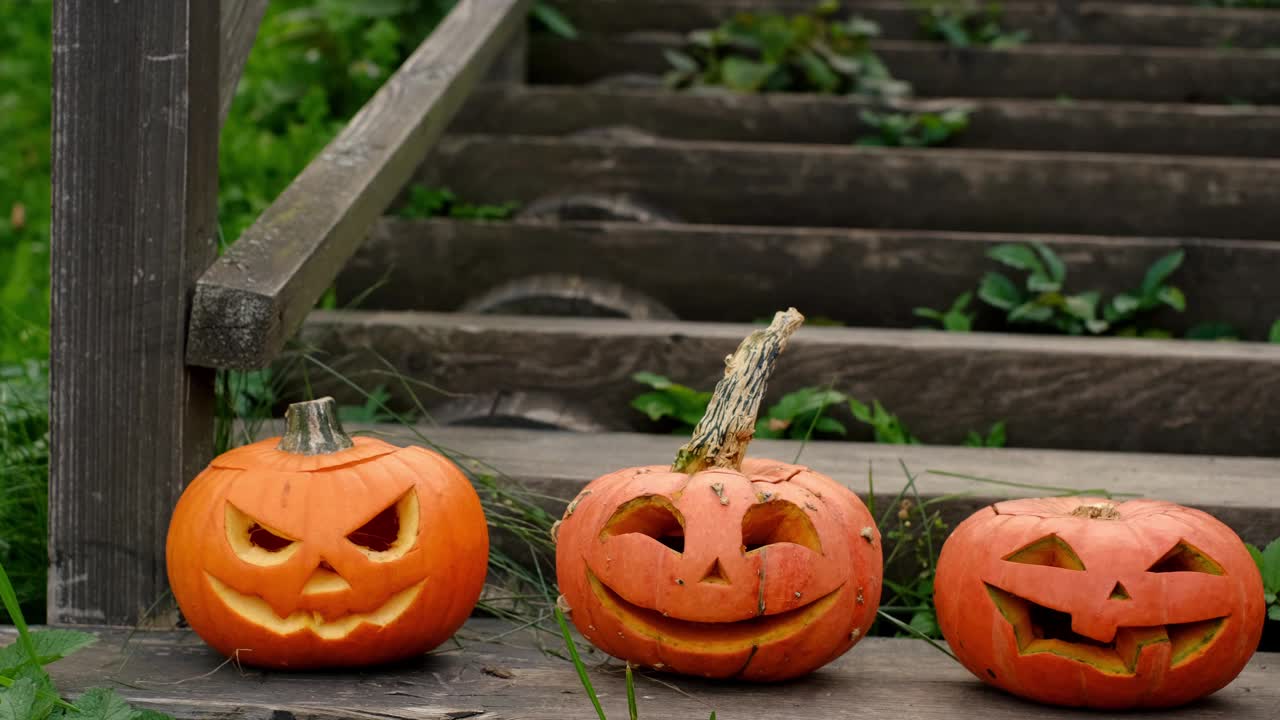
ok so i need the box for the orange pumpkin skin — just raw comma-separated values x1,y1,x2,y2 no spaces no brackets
935,497,1264,709
166,436,488,669
555,458,882,682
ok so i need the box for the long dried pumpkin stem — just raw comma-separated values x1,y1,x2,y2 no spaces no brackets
672,308,805,474
277,397,355,455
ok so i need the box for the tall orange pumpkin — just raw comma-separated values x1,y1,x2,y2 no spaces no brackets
166,398,488,669
555,310,882,681
935,497,1265,709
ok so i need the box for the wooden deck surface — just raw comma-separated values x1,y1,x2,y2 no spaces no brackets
6,620,1275,719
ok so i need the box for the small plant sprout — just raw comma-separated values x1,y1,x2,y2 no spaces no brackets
914,291,976,332
1246,537,1280,622
396,185,520,221
915,0,1030,48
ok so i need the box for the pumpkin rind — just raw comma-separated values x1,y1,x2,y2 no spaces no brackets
166,402,488,669
556,459,881,681
934,497,1265,709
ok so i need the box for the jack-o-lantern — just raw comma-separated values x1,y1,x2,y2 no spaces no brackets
935,497,1265,709
555,310,882,681
166,398,488,669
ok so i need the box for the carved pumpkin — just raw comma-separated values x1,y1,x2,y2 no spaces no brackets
166,398,488,669
555,310,882,681
935,497,1265,709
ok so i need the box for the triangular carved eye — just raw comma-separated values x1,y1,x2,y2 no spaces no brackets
347,490,419,561
1147,541,1224,575
600,495,685,555
1003,534,1086,571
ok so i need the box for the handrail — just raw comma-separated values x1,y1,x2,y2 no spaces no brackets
187,0,532,369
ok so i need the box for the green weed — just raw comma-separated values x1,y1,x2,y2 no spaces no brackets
915,0,1029,48
856,108,970,147
1247,538,1280,623
0,559,173,719
663,1,910,98
396,186,521,221
0,362,48,623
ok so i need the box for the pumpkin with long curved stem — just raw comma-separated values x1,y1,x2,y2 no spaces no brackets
166,397,488,669
935,497,1265,709
554,309,882,681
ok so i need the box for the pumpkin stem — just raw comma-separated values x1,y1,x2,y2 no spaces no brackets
1071,502,1121,520
277,397,355,455
672,308,805,474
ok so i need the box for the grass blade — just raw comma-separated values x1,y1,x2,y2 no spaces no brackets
0,559,37,666
626,663,638,720
555,607,608,720
876,610,958,662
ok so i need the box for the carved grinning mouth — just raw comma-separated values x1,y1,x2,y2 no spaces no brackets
207,574,424,640
985,583,1226,675
587,569,842,652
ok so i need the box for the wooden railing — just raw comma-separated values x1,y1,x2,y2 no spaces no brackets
50,0,529,626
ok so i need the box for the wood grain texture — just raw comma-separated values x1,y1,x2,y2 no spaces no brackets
453,85,1280,158
339,219,1280,339
528,35,1280,103
359,425,1280,547
187,0,533,370
50,0,220,626
419,134,1280,240
559,0,1280,48
12,621,1277,719
296,312,1280,457
459,273,677,320
217,0,268,126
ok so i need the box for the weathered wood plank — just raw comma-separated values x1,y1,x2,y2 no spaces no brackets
455,86,1280,158
50,0,220,626
339,219,1280,339
187,0,533,370
419,134,1280,240
529,35,1280,103
366,426,1280,546
296,312,1280,457
15,621,1278,719
217,0,268,126
559,0,1280,48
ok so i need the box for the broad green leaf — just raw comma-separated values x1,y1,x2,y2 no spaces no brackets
1008,301,1054,324
64,689,132,720
531,3,578,39
1271,605,1280,622
0,678,39,720
662,49,699,74
720,56,776,92
0,630,97,677
1248,543,1265,572
1262,538,1280,593
631,371,672,389
1033,242,1066,284
913,307,942,320
754,418,787,439
963,430,983,447
985,421,1007,448
1185,322,1239,341
848,398,871,422
1157,285,1186,312
1266,592,1276,605
1062,292,1100,322
942,312,973,333
1140,250,1185,298
908,610,939,638
1270,318,1280,343
797,50,839,92
1105,293,1141,322
630,392,677,422
986,244,1044,275
811,416,848,436
977,272,1022,311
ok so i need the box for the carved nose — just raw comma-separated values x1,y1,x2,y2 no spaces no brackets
302,560,351,595
1108,581,1131,601
699,558,730,585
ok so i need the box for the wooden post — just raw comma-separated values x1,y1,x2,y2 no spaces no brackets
50,1,221,626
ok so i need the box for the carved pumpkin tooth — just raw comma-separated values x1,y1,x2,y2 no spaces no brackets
936,497,1264,710
166,397,489,670
553,311,882,682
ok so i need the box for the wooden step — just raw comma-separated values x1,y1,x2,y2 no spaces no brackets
21,621,1280,719
529,35,1280,103
559,0,1280,48
365,425,1280,546
420,134,1280,240
456,86,1280,158
295,311,1280,456
341,219,1280,339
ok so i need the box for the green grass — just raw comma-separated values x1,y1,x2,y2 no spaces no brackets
0,363,49,623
